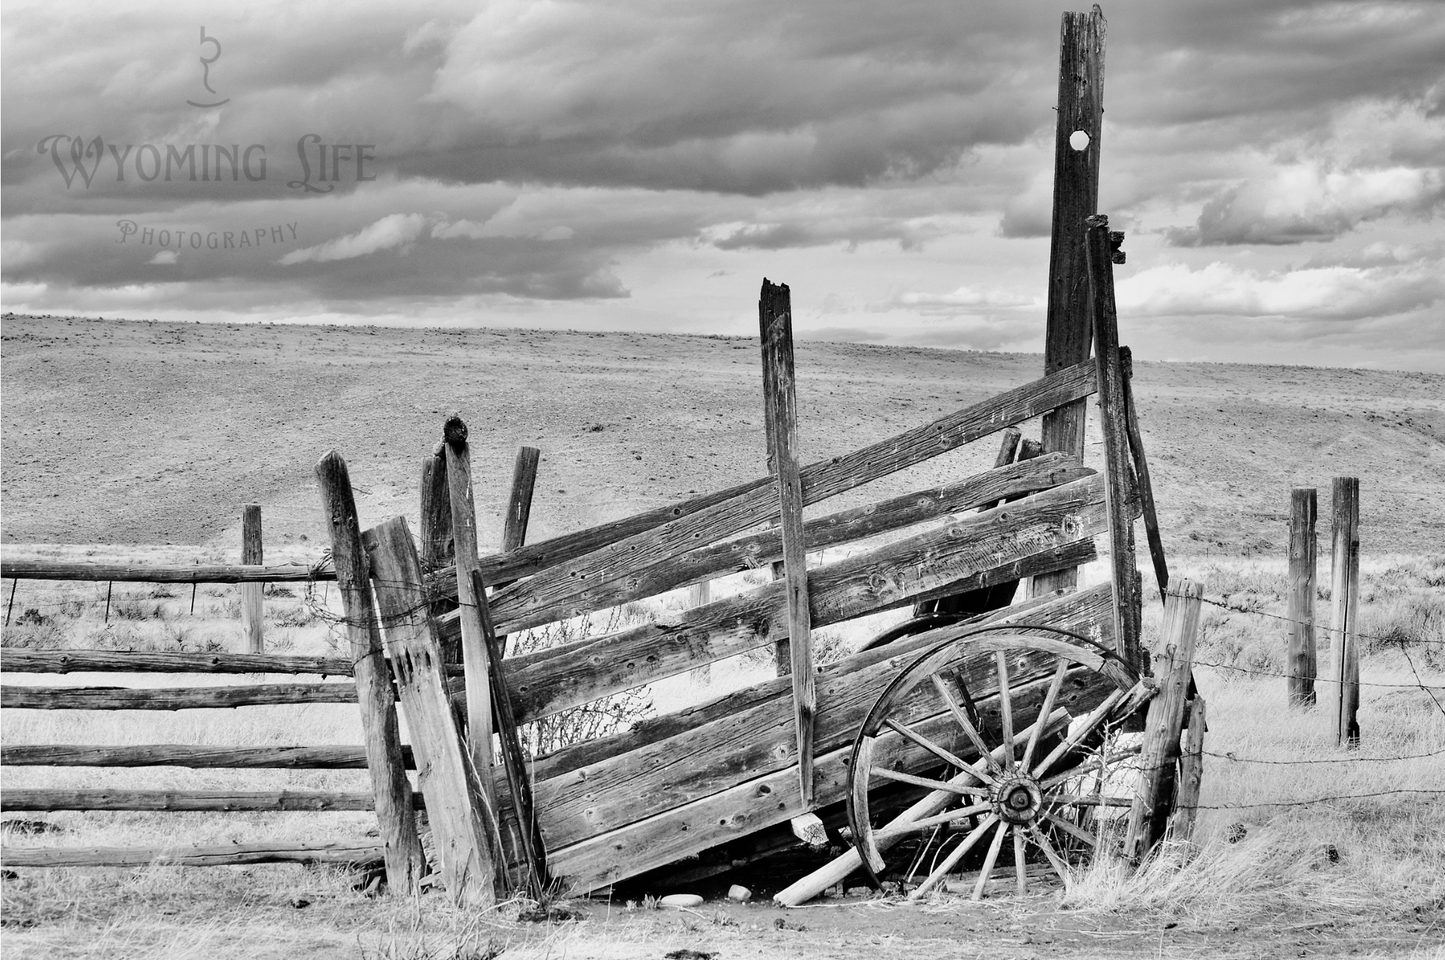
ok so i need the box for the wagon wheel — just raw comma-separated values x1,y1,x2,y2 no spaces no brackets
845,624,1142,900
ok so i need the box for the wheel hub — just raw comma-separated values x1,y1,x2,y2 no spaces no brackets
992,775,1043,824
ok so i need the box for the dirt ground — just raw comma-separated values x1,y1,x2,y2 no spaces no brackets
3,313,1443,556
2,868,1438,960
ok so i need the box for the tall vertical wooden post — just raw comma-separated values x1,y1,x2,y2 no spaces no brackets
240,504,264,653
440,416,503,851
503,447,542,554
316,452,426,893
1083,215,1143,671
1034,6,1106,602
420,446,460,664
1328,477,1360,746
759,279,816,808
1287,488,1318,706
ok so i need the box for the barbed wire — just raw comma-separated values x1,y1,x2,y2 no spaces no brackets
1202,746,1445,765
1198,594,1445,646
1186,788,1445,812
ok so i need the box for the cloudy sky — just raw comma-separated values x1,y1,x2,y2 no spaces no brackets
3,0,1443,371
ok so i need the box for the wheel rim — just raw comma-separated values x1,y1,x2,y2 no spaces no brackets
845,623,1140,900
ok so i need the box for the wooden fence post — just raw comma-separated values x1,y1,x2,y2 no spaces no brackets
759,279,816,809
503,447,542,554
241,504,264,653
1168,695,1206,842
1287,488,1318,706
1034,5,1106,602
1083,215,1144,672
688,579,712,685
1126,578,1202,860
420,446,460,664
439,416,504,858
365,516,497,906
315,452,426,894
1328,477,1361,746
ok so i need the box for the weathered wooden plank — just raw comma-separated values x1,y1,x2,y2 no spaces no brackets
241,505,265,654
1119,346,1168,600
0,559,333,584
365,516,496,906
0,841,382,868
473,361,1098,635
0,650,363,676
0,743,413,769
441,416,499,806
1168,695,1206,841
1,789,404,812
505,474,1112,723
317,449,427,893
759,279,817,807
1,683,357,710
1287,488,1318,706
442,454,1090,642
1084,214,1144,672
531,592,1116,849
1126,579,1202,859
531,582,1112,781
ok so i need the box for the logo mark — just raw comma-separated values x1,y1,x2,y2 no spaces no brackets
186,27,230,109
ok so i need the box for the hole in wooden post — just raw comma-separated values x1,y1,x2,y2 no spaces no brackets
1069,130,1090,151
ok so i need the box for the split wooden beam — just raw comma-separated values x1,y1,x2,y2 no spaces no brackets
440,416,501,821
1,683,358,710
1035,4,1107,601
1,788,411,812
0,558,335,583
1287,488,1318,706
0,650,378,676
1126,579,1202,860
1327,477,1361,746
0,841,383,869
0,743,415,769
1084,214,1144,672
316,450,427,894
759,279,816,808
365,516,497,907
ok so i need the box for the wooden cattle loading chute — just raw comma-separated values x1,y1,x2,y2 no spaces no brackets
2,6,1208,906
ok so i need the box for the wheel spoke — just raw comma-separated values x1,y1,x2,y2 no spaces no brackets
871,766,990,796
907,813,998,900
1042,810,1099,849
876,802,993,842
883,717,972,771
931,674,1004,780
1021,661,1069,771
1031,686,1127,779
1013,827,1028,896
971,820,1010,900
1038,747,1138,791
1027,821,1074,893
995,652,1016,772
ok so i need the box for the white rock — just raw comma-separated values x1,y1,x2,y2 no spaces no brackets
727,885,752,903
658,894,704,909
